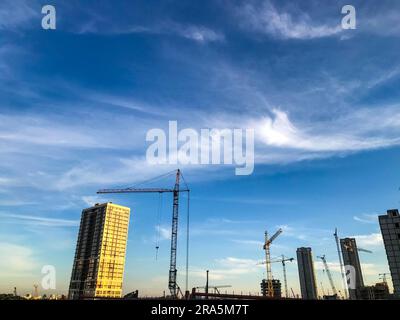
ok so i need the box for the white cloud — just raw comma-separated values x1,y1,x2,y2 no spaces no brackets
55,157,176,190
0,213,79,227
254,107,400,153
275,224,309,241
81,195,108,207
237,1,342,40
315,260,341,273
177,25,224,43
4,102,398,193
353,214,378,224
0,199,37,206
76,18,224,43
0,0,37,31
231,239,264,246
0,177,15,186
350,233,384,248
367,65,400,89
360,263,382,277
217,257,259,268
155,225,171,240
0,114,113,149
190,257,262,281
0,242,38,274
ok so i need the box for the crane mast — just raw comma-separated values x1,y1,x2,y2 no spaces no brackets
280,255,294,298
334,228,348,299
318,255,337,297
97,169,189,298
264,231,273,297
263,228,282,297
168,170,180,297
258,255,293,298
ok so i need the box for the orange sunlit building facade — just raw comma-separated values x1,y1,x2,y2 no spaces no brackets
68,202,130,299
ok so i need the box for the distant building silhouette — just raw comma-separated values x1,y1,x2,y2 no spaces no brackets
296,247,318,299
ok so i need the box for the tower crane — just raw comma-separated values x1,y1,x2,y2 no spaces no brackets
334,228,348,299
343,242,373,254
317,255,337,298
263,228,283,297
277,255,294,298
379,273,390,284
290,287,296,299
258,255,294,298
97,169,190,299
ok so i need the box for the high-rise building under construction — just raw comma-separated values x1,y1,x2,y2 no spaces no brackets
340,238,364,300
68,202,130,300
296,247,318,299
260,279,281,298
379,209,400,298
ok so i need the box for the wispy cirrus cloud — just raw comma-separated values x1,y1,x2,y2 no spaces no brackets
236,0,342,40
76,18,224,43
353,214,379,224
350,233,384,248
0,213,79,227
0,0,38,31
231,239,264,246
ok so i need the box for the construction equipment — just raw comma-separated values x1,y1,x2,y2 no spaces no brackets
195,285,232,294
98,169,190,298
334,228,348,299
195,270,232,297
379,273,390,284
259,255,294,298
263,228,283,297
290,287,296,299
317,255,337,298
277,255,294,298
343,242,373,254
358,247,373,254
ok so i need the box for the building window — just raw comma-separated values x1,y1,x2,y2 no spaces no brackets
396,223,400,228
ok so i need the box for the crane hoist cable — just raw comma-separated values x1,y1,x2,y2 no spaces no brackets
97,169,190,299
155,192,164,260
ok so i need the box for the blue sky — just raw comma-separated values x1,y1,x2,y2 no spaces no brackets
0,0,400,297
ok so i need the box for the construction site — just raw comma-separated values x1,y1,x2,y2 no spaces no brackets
58,169,399,301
